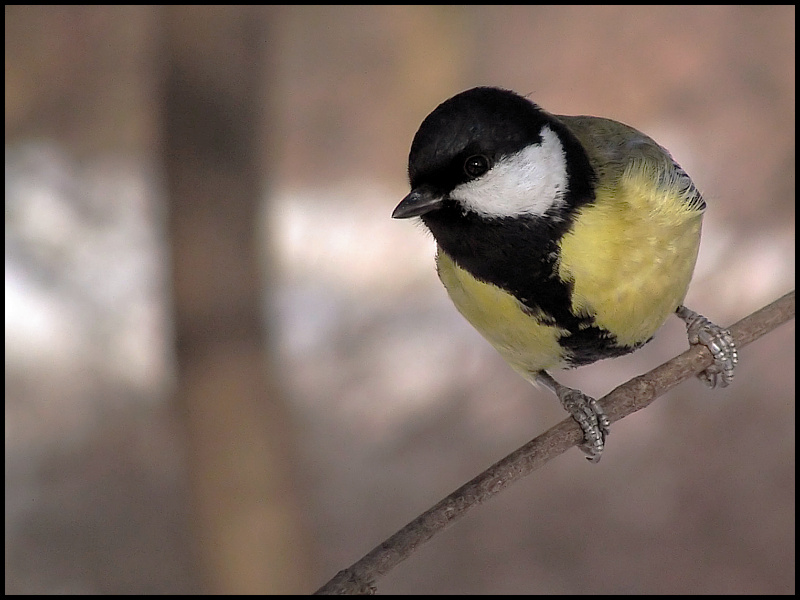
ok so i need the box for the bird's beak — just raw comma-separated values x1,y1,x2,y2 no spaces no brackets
392,187,444,219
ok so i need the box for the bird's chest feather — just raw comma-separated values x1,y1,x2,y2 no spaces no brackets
435,248,570,374
556,177,704,347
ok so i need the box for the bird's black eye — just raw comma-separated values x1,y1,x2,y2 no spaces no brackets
464,154,491,178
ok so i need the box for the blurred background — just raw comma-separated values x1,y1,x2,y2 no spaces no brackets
4,5,795,594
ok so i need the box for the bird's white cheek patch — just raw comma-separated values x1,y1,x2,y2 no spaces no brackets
451,126,569,219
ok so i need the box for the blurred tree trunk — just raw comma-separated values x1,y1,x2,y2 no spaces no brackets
160,6,310,594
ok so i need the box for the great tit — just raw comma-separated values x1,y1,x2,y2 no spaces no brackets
392,86,737,462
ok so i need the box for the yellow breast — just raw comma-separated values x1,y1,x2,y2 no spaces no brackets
556,160,704,347
436,250,570,377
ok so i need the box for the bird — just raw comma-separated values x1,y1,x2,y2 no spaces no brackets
392,86,737,462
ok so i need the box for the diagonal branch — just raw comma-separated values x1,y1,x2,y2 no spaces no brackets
314,290,795,595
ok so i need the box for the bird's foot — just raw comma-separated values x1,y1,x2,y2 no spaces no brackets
676,305,738,388
536,372,610,463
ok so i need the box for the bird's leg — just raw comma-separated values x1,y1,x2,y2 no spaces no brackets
536,371,610,463
675,305,738,388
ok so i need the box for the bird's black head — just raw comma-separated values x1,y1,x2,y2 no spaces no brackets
407,87,550,195
393,87,593,223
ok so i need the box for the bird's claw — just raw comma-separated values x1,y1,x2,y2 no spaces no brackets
560,389,610,463
676,305,738,388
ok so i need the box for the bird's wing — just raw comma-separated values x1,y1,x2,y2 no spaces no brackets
556,114,705,212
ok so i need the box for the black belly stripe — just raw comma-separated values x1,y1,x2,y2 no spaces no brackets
558,326,645,366
425,205,642,366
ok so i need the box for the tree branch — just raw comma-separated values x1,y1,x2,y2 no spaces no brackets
314,290,795,595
